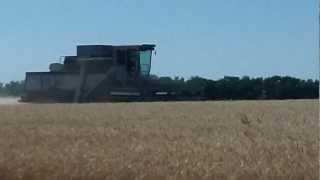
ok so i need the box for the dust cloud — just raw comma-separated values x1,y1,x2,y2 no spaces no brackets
0,97,20,105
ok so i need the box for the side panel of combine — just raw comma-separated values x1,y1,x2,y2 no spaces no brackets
23,72,110,102
23,72,78,102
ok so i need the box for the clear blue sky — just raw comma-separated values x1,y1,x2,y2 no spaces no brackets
0,0,318,82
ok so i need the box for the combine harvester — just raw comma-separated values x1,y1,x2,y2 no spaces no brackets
22,44,177,103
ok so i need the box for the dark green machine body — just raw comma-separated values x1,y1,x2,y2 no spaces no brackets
22,44,176,103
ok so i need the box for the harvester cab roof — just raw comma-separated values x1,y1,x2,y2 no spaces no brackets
62,44,155,76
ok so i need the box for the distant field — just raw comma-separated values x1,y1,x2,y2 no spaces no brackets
0,100,318,180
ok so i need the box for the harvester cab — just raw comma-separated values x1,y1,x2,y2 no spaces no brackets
22,44,172,103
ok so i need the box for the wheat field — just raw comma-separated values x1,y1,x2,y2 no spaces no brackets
0,100,318,180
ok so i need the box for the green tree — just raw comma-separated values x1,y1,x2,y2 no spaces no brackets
2,81,24,96
185,76,208,96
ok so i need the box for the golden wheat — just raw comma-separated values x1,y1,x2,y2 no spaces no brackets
0,100,318,180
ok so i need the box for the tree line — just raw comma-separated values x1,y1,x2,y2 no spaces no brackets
154,75,319,100
0,76,318,99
